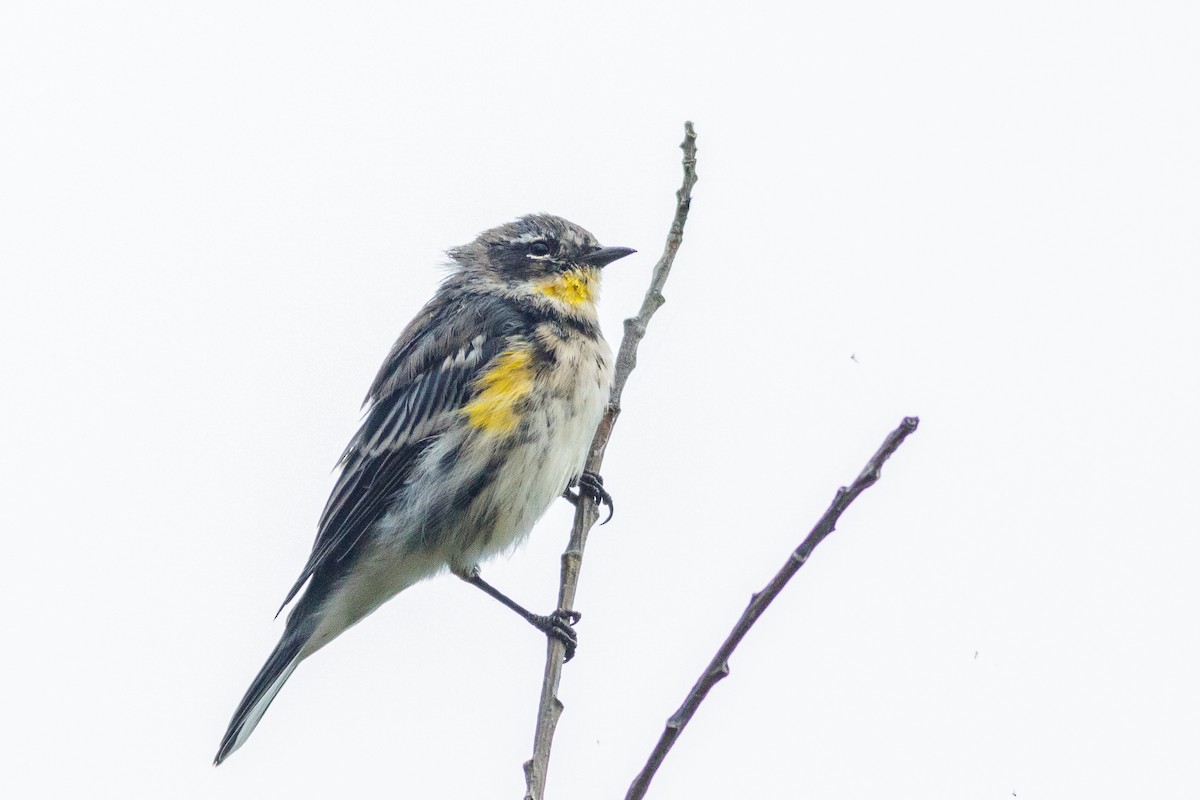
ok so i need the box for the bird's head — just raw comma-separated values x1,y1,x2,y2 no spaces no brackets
449,214,635,309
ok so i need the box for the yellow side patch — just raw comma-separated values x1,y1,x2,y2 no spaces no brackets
463,348,535,434
535,268,598,306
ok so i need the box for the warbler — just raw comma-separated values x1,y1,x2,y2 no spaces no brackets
214,214,634,765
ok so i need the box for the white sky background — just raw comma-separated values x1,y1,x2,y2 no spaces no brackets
2,1,1197,797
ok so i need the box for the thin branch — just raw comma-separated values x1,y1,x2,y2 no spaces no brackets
522,121,699,800
625,416,921,800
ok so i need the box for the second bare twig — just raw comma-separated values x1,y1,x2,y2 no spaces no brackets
625,416,920,800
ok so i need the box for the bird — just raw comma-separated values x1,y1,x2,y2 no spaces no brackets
214,214,634,765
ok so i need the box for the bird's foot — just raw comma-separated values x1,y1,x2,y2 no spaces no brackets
562,470,614,524
459,569,583,662
530,609,582,661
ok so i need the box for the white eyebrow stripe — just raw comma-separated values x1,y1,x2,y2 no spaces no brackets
509,232,547,244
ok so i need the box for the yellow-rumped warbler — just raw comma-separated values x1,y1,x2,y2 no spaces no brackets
214,214,633,764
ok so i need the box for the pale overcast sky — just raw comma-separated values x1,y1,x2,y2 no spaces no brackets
3,2,1198,798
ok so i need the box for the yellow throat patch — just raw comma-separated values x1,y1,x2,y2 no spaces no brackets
535,268,598,306
463,348,534,434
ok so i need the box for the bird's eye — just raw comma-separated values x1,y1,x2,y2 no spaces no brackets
528,242,551,257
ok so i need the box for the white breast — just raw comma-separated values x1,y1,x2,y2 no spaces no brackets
452,331,612,569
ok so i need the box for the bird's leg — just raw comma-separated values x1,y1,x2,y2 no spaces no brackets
561,470,614,524
458,568,581,661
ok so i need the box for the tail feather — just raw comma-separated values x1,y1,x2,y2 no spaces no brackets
215,539,442,765
214,635,305,765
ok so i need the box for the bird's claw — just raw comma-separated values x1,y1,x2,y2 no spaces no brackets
531,609,582,661
567,470,613,524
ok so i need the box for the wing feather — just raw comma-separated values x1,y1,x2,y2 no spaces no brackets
278,292,522,612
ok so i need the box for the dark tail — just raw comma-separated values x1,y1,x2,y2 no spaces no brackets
214,633,307,765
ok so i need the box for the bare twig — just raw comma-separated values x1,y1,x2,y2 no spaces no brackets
625,416,921,800
522,121,699,800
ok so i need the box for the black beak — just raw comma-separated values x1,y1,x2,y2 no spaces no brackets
580,246,636,268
